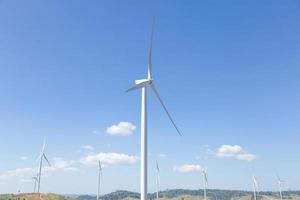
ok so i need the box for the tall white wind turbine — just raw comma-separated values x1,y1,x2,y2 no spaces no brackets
252,176,258,200
277,175,284,200
127,23,182,200
37,139,51,193
97,161,102,200
201,167,208,200
156,160,160,200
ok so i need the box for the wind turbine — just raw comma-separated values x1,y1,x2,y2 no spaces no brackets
97,161,102,200
36,139,51,193
32,175,38,193
252,176,259,200
201,167,208,200
126,23,182,200
277,175,284,200
155,160,160,200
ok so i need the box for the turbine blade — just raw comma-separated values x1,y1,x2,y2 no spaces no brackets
150,84,182,136
126,79,151,92
253,176,258,189
156,160,159,172
43,154,51,166
42,138,46,153
126,84,144,92
148,21,154,80
37,138,46,161
205,173,208,185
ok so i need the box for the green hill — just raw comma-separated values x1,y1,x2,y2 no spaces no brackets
0,193,74,200
76,189,300,200
2,190,300,200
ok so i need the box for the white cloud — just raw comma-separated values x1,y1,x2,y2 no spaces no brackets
158,154,168,158
0,157,78,181
216,145,256,161
80,152,138,166
217,145,243,157
173,164,203,173
237,153,257,161
52,157,77,171
20,156,28,161
82,145,94,151
0,167,35,180
106,122,136,136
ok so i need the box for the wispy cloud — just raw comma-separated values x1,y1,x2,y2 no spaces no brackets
0,157,78,181
106,122,136,136
158,154,168,158
0,167,35,180
52,157,78,172
81,145,94,151
80,152,138,166
216,144,256,161
236,153,256,161
20,156,28,161
173,164,203,173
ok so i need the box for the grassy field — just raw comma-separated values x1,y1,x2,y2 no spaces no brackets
0,194,74,200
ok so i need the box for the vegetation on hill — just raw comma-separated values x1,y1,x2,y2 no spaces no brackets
76,189,300,200
1,190,300,200
0,193,74,200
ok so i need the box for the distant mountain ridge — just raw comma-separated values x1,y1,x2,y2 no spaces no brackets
1,189,300,200
76,189,300,200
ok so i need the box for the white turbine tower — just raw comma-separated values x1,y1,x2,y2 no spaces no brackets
97,161,102,200
277,175,284,200
252,176,259,200
201,167,208,200
32,175,38,193
36,139,51,193
127,23,182,200
156,160,160,200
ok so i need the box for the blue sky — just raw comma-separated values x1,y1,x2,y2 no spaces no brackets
1,0,300,194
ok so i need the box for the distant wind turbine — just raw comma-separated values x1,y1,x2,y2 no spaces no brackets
126,22,182,200
277,175,284,200
252,176,259,200
156,160,160,200
36,138,51,193
97,161,102,200
32,175,38,193
201,167,208,200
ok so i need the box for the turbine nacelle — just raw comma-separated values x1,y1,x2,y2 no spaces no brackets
135,79,153,85
127,79,153,93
